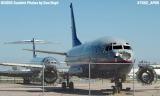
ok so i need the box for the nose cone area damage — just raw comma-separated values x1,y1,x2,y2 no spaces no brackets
119,51,131,60
114,51,133,63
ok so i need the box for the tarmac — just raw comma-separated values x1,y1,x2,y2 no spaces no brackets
0,80,160,96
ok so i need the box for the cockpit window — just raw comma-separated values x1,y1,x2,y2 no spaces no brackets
105,44,131,51
113,45,122,49
124,45,131,50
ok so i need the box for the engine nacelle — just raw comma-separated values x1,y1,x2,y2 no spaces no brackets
136,65,157,84
42,57,59,84
44,67,58,83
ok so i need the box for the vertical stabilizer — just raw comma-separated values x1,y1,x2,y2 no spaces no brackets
32,38,37,58
70,3,81,47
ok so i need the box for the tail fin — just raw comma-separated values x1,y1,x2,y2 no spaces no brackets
32,38,37,58
70,3,81,47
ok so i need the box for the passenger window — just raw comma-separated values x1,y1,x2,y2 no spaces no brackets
113,45,122,49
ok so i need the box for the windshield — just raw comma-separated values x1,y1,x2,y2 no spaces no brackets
105,44,131,51
113,45,122,49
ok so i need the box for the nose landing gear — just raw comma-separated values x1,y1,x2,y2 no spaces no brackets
61,73,74,90
112,78,122,94
111,77,130,94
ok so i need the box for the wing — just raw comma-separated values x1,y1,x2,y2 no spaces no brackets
23,49,67,56
0,70,34,77
0,62,42,77
0,62,43,68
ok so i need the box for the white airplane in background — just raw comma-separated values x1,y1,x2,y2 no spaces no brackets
0,38,69,84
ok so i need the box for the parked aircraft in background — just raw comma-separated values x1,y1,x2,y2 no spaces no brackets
24,3,134,93
0,38,69,84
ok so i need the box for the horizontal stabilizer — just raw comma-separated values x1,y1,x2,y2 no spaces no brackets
4,40,51,44
23,49,67,56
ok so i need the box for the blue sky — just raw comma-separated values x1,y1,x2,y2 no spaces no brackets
0,0,160,64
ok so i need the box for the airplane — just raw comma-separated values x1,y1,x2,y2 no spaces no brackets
24,3,134,93
0,38,69,84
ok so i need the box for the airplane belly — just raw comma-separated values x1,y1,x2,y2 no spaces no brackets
69,63,133,79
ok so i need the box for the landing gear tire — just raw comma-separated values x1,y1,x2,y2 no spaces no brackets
62,82,67,89
112,86,117,94
115,82,122,93
113,78,123,94
69,82,74,89
117,86,121,93
118,82,122,90
61,73,74,90
23,78,30,84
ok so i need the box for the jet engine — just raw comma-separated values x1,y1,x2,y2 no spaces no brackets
42,57,59,84
136,65,157,84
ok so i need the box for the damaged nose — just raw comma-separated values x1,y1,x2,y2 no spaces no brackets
119,52,131,60
114,51,131,60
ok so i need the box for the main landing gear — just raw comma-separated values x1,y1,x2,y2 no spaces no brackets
61,73,74,90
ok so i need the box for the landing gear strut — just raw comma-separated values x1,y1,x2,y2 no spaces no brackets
23,77,30,84
61,73,74,90
112,77,122,94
